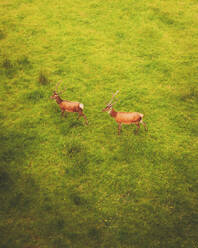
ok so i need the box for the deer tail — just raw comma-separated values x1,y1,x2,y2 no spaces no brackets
79,103,84,110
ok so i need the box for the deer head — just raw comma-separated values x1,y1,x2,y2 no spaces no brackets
51,82,66,100
102,90,119,112
50,91,59,99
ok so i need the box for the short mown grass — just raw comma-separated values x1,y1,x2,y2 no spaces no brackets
0,0,198,247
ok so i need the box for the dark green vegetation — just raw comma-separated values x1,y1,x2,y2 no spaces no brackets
0,0,198,247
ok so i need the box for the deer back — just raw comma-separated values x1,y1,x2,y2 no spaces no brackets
115,112,143,124
59,100,81,112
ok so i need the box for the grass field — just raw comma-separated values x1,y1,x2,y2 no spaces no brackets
0,0,198,247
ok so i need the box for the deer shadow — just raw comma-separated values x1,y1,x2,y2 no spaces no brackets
49,105,85,135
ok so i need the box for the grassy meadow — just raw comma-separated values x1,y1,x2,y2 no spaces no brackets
0,0,198,247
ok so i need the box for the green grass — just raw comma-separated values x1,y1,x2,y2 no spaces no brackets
0,0,198,247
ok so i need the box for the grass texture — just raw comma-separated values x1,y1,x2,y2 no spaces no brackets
0,0,198,247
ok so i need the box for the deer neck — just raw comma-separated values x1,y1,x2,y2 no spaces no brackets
109,108,117,118
56,96,63,104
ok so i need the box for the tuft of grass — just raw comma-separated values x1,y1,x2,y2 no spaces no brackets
17,55,32,70
1,57,17,78
69,191,89,206
0,168,13,192
25,89,45,103
38,71,49,85
2,57,13,70
0,29,6,40
180,86,198,101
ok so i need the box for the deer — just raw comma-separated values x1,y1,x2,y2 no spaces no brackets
51,82,88,125
102,91,147,135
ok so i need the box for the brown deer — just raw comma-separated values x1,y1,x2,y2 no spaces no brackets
102,91,147,135
51,82,88,125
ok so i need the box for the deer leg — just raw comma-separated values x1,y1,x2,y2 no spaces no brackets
83,113,88,125
142,122,148,131
61,109,65,117
118,123,122,135
135,123,140,134
140,120,148,131
79,111,88,125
